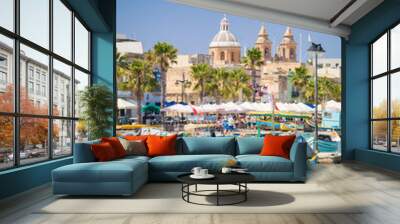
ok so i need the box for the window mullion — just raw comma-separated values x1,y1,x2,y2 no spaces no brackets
48,0,54,160
388,30,391,153
71,10,76,154
13,0,21,167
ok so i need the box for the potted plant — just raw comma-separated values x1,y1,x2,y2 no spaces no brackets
79,84,114,140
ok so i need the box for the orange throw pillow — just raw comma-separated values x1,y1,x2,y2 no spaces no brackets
91,142,117,162
260,135,296,159
147,135,177,157
101,137,127,158
125,135,149,141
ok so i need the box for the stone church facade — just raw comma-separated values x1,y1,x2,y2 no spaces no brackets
165,16,304,104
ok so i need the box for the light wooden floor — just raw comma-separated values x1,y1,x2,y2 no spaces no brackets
1,162,400,224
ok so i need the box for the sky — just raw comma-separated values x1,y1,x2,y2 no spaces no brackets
117,0,341,63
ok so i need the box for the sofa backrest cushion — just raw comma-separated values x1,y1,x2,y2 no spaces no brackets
73,139,100,163
179,137,235,155
260,135,296,159
91,142,118,161
101,137,127,158
236,137,264,155
147,135,177,157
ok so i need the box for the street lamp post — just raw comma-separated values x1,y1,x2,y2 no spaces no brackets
307,42,325,152
175,72,191,103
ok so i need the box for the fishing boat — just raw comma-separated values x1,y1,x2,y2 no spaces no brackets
302,131,341,163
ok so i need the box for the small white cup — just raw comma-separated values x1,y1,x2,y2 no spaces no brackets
221,167,232,174
200,169,209,176
191,167,202,176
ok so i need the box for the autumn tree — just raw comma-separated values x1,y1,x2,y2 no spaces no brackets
0,85,58,153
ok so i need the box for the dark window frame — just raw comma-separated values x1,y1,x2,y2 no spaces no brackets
0,0,92,171
370,21,400,154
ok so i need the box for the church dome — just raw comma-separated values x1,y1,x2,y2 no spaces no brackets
209,16,240,48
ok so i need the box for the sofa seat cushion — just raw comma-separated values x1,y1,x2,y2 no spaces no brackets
53,159,147,183
236,155,293,172
149,154,235,172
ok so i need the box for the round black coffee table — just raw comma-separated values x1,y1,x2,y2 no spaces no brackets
177,173,255,206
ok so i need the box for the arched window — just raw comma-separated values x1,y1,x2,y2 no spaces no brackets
231,52,235,62
220,51,225,60
290,48,295,59
264,48,270,57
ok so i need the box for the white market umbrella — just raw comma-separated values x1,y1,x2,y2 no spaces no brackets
162,104,194,114
117,98,137,110
319,100,341,112
252,102,273,113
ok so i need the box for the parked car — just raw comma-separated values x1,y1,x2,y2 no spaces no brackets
8,150,32,161
144,114,161,125
164,116,175,125
118,117,130,125
128,117,138,124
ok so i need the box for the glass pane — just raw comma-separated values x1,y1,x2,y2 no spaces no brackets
372,77,387,119
20,117,49,165
0,0,14,31
53,119,72,157
0,34,14,112
74,18,89,70
20,44,49,115
75,120,88,143
74,69,89,118
20,0,49,49
391,72,400,118
53,59,72,117
391,24,400,70
372,121,388,151
372,33,387,76
391,120,400,153
0,116,14,170
53,0,72,60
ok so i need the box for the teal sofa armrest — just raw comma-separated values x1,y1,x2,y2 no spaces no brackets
290,141,307,182
73,140,100,163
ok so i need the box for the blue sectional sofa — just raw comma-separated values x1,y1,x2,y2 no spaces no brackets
52,136,307,196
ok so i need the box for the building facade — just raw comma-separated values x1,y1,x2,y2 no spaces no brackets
0,41,74,149
310,58,341,81
1,42,73,117
166,54,211,104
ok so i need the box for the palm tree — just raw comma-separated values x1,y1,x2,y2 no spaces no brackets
116,52,129,82
229,68,252,101
290,65,311,101
119,58,158,124
152,42,178,108
211,68,231,103
303,77,340,105
191,63,211,104
144,50,156,67
243,47,263,102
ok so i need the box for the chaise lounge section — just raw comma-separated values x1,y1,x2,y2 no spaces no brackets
52,136,307,196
